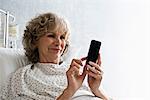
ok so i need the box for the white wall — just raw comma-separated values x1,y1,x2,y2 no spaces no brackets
101,0,150,99
0,0,150,99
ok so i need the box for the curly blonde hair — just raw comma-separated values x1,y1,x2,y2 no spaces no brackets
22,12,70,63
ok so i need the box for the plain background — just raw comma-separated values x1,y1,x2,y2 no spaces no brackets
0,0,150,99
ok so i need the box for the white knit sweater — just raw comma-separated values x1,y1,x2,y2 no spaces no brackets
0,62,94,100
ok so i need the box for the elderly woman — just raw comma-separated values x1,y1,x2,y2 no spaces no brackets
0,12,109,100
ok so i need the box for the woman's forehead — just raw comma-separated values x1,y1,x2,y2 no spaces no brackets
47,27,68,35
47,31,66,35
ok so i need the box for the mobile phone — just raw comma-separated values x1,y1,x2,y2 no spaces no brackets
86,40,101,64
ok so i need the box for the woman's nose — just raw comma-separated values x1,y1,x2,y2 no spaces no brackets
55,37,61,45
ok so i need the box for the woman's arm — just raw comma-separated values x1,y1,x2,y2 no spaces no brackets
92,88,109,100
56,88,74,100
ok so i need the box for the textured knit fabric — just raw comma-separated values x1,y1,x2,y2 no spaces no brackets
0,62,92,100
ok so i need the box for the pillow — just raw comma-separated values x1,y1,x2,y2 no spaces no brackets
61,45,81,64
0,48,29,86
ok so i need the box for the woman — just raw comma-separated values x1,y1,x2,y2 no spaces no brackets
0,12,109,100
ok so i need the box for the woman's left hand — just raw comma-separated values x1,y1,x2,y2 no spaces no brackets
86,54,103,95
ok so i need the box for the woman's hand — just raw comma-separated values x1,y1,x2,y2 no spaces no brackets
86,54,106,98
66,58,87,96
57,58,86,100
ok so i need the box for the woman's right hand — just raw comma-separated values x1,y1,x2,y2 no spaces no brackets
57,58,87,100
65,58,86,96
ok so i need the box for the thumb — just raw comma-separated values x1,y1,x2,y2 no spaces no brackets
81,57,87,61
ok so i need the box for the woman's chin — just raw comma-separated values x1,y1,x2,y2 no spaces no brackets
52,54,61,60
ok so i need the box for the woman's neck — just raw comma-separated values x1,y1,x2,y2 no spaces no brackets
39,57,60,64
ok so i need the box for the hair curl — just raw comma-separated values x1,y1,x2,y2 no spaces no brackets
22,12,70,63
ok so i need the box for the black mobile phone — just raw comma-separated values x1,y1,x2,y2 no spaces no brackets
86,40,101,64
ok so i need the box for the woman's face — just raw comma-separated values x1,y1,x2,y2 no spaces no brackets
37,32,67,64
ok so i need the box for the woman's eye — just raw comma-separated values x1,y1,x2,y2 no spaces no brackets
60,36,65,39
47,35,55,38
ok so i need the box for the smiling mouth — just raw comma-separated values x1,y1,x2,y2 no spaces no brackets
50,48,61,52
48,46,62,52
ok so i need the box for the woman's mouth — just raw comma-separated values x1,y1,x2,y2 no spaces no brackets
50,48,61,52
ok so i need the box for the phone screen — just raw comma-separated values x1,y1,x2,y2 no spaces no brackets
86,40,101,64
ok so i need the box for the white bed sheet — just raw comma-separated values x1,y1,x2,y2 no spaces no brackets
72,90,102,100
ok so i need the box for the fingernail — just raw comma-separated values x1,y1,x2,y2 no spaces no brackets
89,61,92,65
86,65,90,70
87,67,89,71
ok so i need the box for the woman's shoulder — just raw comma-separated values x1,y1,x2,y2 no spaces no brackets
2,64,33,84
14,64,33,74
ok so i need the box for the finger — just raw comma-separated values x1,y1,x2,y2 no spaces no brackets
68,65,80,75
87,70,102,79
68,61,80,72
71,59,83,69
81,57,87,61
86,65,100,74
86,64,104,75
71,59,83,66
73,66,80,75
88,61,102,72
97,53,101,65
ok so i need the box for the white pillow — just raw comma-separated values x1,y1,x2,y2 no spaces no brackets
61,45,81,64
0,48,29,86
